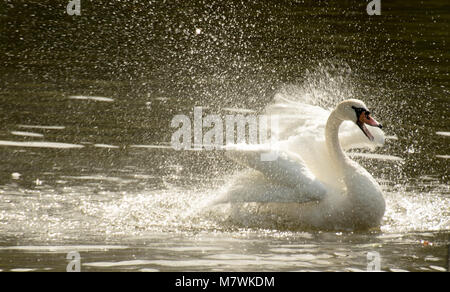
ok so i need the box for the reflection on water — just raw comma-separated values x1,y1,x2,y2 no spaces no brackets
11,131,44,138
0,0,449,271
436,155,450,159
68,95,115,102
0,140,84,149
0,147,447,271
17,125,66,130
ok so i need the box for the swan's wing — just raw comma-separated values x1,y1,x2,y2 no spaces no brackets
266,94,385,151
212,170,314,205
224,144,327,203
265,94,330,140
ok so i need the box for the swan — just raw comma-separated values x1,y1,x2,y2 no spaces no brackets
214,98,386,231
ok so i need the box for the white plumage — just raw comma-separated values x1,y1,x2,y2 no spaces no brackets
212,96,386,231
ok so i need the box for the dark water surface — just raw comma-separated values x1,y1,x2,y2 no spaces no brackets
0,0,449,271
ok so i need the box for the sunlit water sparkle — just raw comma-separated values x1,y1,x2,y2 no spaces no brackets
0,0,449,272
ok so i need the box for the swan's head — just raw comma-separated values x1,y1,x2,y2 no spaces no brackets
335,99,383,141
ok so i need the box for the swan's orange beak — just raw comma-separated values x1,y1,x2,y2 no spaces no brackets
356,111,382,141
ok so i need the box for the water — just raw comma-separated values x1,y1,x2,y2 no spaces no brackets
0,0,449,272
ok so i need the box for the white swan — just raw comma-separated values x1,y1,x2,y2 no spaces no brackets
214,98,386,231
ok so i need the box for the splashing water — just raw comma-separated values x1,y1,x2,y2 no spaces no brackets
0,0,448,271
0,66,447,243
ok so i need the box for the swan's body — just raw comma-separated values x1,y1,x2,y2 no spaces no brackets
214,98,386,231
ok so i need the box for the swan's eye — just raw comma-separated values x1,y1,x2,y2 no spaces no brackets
351,106,364,117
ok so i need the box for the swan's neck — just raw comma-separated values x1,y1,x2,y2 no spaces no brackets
325,110,348,173
325,109,385,228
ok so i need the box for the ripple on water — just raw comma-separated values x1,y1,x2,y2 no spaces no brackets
9,268,37,272
94,144,120,149
84,260,154,268
389,268,410,272
157,246,225,252
435,131,450,137
138,268,159,272
0,140,84,149
129,144,173,149
17,125,65,130
429,265,447,272
436,155,450,159
10,131,44,138
68,95,114,102
0,245,129,253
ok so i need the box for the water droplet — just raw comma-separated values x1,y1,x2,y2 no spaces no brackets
11,173,21,180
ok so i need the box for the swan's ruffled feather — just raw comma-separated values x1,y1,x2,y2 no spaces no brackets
266,95,385,151
213,95,387,230
223,145,327,203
